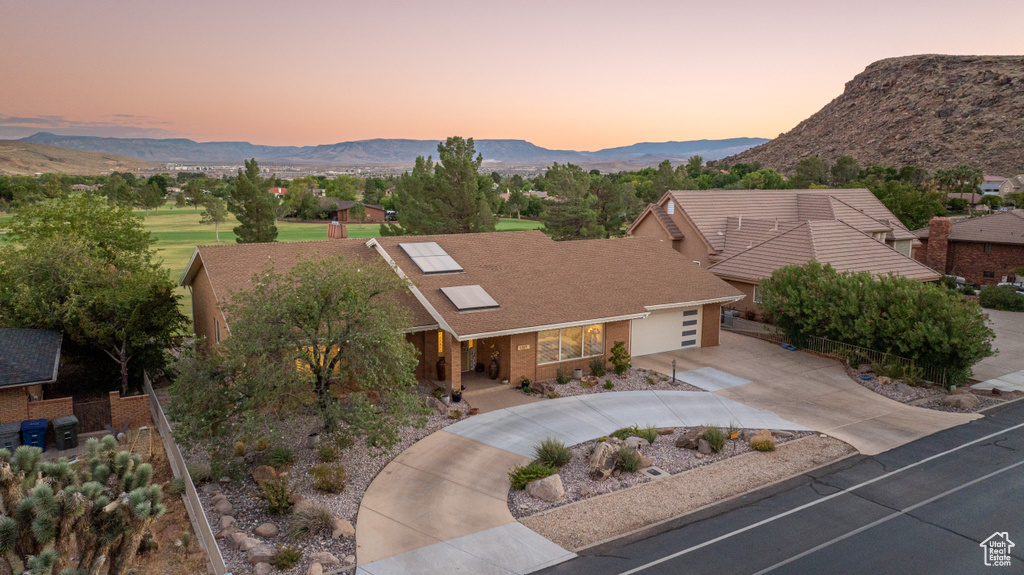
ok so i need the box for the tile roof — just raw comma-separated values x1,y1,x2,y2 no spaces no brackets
0,329,62,387
666,189,918,252
374,230,743,338
708,220,942,283
181,239,437,330
917,211,1024,245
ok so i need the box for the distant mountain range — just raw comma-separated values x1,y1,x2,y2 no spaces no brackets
16,133,768,167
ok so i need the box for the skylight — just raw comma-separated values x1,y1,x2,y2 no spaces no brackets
440,285,499,311
399,242,463,274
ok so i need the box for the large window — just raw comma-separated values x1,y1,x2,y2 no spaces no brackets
538,324,604,364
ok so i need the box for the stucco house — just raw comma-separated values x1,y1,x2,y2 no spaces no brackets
180,230,743,393
627,189,941,318
915,212,1024,286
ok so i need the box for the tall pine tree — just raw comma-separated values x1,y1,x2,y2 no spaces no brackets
229,158,278,243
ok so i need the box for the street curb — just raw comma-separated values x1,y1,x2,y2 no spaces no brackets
574,450,867,557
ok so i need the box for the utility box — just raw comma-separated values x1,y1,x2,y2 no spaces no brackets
54,415,79,451
20,419,48,451
0,422,22,451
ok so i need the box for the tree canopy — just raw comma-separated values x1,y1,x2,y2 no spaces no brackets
229,159,278,243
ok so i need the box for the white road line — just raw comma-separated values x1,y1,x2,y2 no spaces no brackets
751,458,1024,574
617,420,1024,575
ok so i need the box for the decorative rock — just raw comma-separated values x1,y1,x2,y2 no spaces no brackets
941,393,979,410
218,476,231,484
331,517,355,538
581,375,599,388
238,537,261,552
307,563,323,575
216,525,238,540
639,455,654,468
625,437,650,450
252,465,277,485
697,438,712,455
588,442,618,481
219,515,235,530
877,376,893,385
613,469,622,478
857,363,873,374
254,523,278,538
226,531,248,549
656,428,675,436
310,552,340,566
425,396,447,415
210,493,228,506
345,554,356,564
294,498,318,513
675,427,704,449
200,483,222,495
255,563,273,575
526,474,565,502
694,452,704,459
774,431,795,439
247,543,275,564
579,484,598,498
213,499,233,515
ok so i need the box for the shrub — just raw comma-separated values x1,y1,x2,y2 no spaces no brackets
519,376,532,387
750,431,776,452
609,341,630,375
759,262,994,375
962,284,976,296
233,441,246,458
522,385,532,394
168,476,187,497
702,426,725,453
556,368,570,385
615,446,642,472
980,285,1024,312
603,381,614,390
509,462,557,490
265,446,294,469
449,410,462,419
318,444,338,463
287,503,334,540
272,544,303,569
610,426,637,440
547,391,560,399
646,376,657,386
589,357,607,377
178,530,193,553
186,461,211,483
605,378,612,386
637,424,658,444
309,464,347,493
260,473,294,514
534,438,572,468
334,433,354,450
256,437,270,451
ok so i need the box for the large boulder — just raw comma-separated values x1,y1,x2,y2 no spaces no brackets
238,537,261,552
245,542,272,562
877,376,893,385
589,442,618,481
675,427,704,449
697,438,712,455
255,563,273,575
252,465,277,485
307,564,323,575
310,552,340,566
425,396,448,415
526,474,565,502
254,523,278,538
941,393,980,410
226,531,248,549
213,499,233,515
219,515,235,530
639,454,654,468
332,516,356,538
625,437,650,450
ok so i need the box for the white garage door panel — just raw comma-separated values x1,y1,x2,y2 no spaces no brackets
631,307,702,356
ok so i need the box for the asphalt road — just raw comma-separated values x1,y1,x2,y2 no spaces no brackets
538,401,1024,575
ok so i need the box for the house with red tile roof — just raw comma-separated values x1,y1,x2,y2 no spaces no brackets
180,230,743,393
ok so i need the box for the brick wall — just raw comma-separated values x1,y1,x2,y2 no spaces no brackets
0,388,29,425
605,320,630,355
925,217,953,272
109,391,152,430
948,242,1024,287
27,397,73,422
701,302,722,347
190,261,227,351
423,329,441,383
509,332,537,384
443,332,460,395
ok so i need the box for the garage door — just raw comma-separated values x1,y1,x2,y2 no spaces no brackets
630,307,702,356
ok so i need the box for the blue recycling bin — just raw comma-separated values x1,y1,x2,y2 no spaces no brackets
20,419,48,451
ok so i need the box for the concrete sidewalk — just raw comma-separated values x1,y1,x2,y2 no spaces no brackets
356,390,808,574
633,332,980,455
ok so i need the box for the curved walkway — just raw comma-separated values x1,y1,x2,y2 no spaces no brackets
356,390,807,575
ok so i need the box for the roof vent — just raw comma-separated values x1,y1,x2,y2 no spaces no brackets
440,285,499,311
667,201,675,215
399,242,463,274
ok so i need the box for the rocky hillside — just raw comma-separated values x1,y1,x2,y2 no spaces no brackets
0,141,159,175
718,55,1024,175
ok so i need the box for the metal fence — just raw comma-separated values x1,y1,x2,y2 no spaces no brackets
722,317,957,387
144,372,225,575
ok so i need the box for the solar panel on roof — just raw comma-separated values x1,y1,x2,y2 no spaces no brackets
398,242,463,274
440,285,499,311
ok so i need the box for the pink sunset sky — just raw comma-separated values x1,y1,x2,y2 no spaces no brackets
1,0,1021,151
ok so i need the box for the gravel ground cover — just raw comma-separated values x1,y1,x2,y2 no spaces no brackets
847,365,1020,413
520,435,855,550
182,382,472,575
510,427,811,518
544,367,704,396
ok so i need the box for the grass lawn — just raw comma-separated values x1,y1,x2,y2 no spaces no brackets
137,205,543,316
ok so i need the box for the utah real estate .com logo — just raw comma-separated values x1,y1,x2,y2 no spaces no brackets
981,532,1014,567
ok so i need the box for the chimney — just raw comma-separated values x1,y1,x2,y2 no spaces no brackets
327,221,348,239
926,217,952,272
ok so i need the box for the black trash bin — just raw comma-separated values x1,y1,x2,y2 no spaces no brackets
54,415,79,451
0,422,21,451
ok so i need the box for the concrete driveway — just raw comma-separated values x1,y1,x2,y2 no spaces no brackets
632,332,980,456
972,308,1024,382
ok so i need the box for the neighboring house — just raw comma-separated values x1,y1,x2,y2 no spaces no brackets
270,187,288,196
180,230,744,392
978,175,1024,198
499,190,549,201
627,189,940,318
979,175,1006,196
70,184,100,192
915,211,1024,286
0,329,61,423
318,199,387,223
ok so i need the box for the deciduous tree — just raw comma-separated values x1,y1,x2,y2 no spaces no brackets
199,196,229,241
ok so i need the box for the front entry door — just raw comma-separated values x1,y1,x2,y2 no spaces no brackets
461,339,476,372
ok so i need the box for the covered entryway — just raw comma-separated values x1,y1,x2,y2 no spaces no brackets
630,306,702,356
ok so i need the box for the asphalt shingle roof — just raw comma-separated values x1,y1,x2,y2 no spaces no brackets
0,329,62,387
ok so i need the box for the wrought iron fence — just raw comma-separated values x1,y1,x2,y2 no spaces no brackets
722,316,961,387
